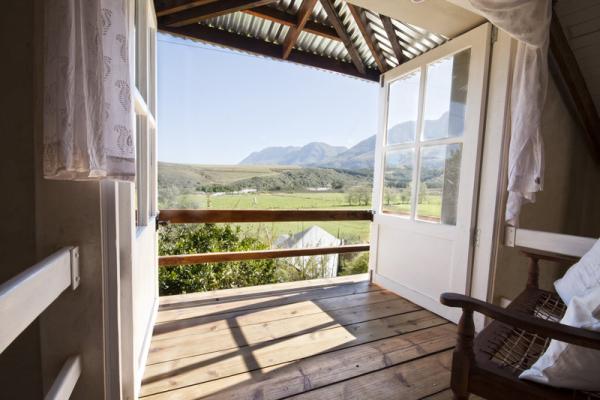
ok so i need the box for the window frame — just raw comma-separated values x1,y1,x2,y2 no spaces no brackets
133,0,158,227
380,48,472,224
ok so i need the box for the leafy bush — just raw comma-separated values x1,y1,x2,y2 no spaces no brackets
158,224,277,295
339,252,369,276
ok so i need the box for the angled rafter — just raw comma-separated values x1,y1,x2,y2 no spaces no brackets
380,15,407,65
550,11,600,163
243,6,340,41
319,0,366,75
155,0,218,17
282,0,318,59
160,0,276,27
159,23,380,81
347,5,387,73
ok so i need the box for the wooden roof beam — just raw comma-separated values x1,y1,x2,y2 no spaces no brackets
243,6,340,41
347,5,387,73
160,0,276,27
550,11,600,163
380,15,407,65
155,0,218,17
319,0,366,75
282,0,318,59
159,23,380,81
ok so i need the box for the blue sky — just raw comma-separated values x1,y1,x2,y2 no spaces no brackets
157,33,379,165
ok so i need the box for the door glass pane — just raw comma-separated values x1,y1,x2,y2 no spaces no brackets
422,49,471,141
386,71,421,145
417,144,462,224
382,148,414,216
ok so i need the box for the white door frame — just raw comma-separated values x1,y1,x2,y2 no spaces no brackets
369,23,493,322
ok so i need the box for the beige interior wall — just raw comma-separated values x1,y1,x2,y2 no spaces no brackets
0,1,43,398
32,0,108,396
0,1,109,398
492,75,600,304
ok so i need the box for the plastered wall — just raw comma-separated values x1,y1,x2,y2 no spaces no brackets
492,75,600,304
0,1,43,398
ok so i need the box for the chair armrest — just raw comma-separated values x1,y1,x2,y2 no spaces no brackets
440,293,600,350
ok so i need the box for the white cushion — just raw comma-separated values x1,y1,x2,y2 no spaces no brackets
554,238,600,305
519,286,600,391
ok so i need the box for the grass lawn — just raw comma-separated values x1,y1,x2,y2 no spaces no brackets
176,192,371,242
170,191,444,243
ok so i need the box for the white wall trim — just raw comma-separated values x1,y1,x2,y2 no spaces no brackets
505,227,596,258
469,30,515,331
100,180,123,399
134,295,158,398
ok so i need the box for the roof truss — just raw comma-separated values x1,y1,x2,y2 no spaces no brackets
154,0,440,80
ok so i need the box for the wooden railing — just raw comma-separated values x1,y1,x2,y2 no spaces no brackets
157,209,373,267
0,247,82,400
158,209,374,224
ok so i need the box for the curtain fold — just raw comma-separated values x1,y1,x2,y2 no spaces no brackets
469,0,552,226
44,0,134,181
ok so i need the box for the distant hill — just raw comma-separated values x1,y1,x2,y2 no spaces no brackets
240,142,348,166
238,112,452,170
158,162,371,194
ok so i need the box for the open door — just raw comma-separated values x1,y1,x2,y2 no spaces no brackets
369,23,491,323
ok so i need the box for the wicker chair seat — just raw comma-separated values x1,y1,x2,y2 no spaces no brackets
472,288,600,400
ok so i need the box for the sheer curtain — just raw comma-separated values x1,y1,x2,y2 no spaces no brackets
469,0,552,226
43,0,134,181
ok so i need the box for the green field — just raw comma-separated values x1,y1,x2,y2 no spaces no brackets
176,191,372,243
159,163,444,244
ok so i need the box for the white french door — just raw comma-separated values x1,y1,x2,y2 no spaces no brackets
369,23,491,323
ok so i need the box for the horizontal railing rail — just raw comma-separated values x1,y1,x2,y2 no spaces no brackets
0,247,80,353
0,247,81,399
158,209,374,224
44,355,82,400
157,209,372,267
159,243,370,267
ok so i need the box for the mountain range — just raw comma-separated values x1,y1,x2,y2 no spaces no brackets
239,112,452,170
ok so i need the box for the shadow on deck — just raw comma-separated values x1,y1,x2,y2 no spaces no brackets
140,274,457,400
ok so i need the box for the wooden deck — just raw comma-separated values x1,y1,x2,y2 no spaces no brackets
140,274,457,400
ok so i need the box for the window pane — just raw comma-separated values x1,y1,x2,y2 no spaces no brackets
386,71,421,145
422,49,471,141
417,144,462,224
382,148,414,216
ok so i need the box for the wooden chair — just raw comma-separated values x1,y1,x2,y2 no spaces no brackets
440,250,600,400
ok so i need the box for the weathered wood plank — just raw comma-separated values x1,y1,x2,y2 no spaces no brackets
242,6,340,41
156,287,395,324
140,310,447,396
160,0,276,27
159,24,380,81
159,274,369,307
287,350,452,400
155,0,219,17
158,209,374,224
282,0,317,59
141,324,455,399
319,0,366,75
347,4,387,72
154,284,384,340
380,15,407,64
159,244,370,266
147,298,420,364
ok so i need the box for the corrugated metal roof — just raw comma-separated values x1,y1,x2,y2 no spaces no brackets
190,1,447,76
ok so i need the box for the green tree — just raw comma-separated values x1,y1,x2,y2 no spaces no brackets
158,224,277,295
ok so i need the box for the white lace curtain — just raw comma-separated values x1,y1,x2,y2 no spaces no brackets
469,0,552,226
44,0,134,181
